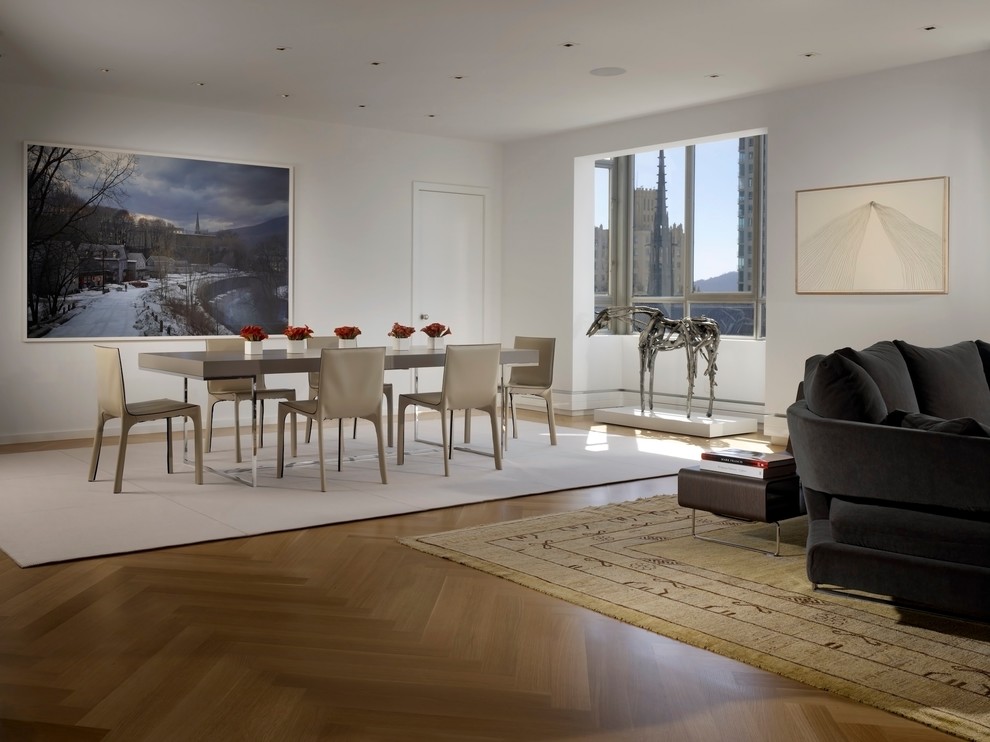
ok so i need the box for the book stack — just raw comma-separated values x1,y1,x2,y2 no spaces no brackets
699,448,797,480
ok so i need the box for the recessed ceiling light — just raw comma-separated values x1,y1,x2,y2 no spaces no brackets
802,52,820,58
559,42,579,48
590,67,626,77
275,46,290,51
191,81,206,87
370,61,382,66
358,104,366,108
99,67,111,73
426,114,436,118
450,75,465,80
280,93,290,98
705,73,721,79
922,25,937,31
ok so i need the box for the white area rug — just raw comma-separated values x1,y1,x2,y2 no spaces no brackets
0,421,695,567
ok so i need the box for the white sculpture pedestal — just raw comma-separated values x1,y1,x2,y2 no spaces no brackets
593,406,758,438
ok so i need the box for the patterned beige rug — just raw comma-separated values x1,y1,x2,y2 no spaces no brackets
402,495,990,741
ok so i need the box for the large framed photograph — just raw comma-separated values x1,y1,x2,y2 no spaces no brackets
795,176,947,294
25,142,292,340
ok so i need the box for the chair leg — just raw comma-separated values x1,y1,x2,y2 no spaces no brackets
337,419,344,472
233,399,242,464
206,398,218,453
258,400,265,448
397,398,411,465
316,418,326,492
448,410,455,460
463,409,471,444
385,390,394,448
165,418,174,473
510,392,519,439
88,414,107,482
544,389,557,445
290,412,297,458
440,407,450,477
189,411,204,485
487,406,503,471
114,421,132,494
276,405,289,478
371,415,388,485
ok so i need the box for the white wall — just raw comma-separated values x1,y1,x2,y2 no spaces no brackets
1,81,502,442
5,50,988,444
502,50,990,437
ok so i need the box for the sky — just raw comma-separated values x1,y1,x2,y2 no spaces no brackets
64,146,290,234
596,137,740,282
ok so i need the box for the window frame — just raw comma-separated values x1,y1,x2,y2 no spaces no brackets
595,134,766,339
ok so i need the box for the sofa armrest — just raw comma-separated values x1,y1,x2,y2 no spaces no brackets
786,400,990,513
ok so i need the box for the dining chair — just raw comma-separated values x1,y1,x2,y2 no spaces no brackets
276,346,388,491
504,336,557,445
305,336,394,448
397,343,502,476
204,337,297,463
89,345,204,493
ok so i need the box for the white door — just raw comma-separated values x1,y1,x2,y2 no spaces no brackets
412,182,487,391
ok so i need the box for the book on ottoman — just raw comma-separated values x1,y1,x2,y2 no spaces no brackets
700,449,796,479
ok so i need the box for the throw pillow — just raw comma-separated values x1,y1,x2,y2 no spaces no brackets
894,340,990,424
882,410,990,437
837,341,919,413
804,352,887,422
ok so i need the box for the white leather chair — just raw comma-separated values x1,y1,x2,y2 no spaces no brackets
205,337,297,462
397,343,502,476
276,346,388,491
89,345,204,493
305,336,394,448
504,336,557,445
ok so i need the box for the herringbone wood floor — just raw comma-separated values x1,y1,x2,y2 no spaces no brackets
0,416,961,741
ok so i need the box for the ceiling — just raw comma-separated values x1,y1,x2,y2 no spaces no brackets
2,0,989,143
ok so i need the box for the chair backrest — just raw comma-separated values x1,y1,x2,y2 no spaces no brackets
205,337,259,394
94,345,127,418
317,346,386,420
508,336,555,388
442,343,501,409
307,336,340,389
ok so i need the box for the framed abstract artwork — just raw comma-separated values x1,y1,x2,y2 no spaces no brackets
795,176,947,294
25,142,293,340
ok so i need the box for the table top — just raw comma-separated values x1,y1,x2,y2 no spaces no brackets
138,345,539,380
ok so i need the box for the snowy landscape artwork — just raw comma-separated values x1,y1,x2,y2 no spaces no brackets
25,142,292,340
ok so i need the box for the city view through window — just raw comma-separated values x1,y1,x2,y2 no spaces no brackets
594,133,766,337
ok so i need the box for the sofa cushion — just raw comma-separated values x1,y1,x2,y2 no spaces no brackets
976,339,990,387
804,352,887,423
894,340,990,424
882,410,990,436
830,498,990,568
837,341,919,413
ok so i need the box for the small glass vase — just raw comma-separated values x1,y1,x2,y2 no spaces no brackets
286,339,306,354
244,340,264,356
391,336,411,351
427,336,446,351
338,338,358,348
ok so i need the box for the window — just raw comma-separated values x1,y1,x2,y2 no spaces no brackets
593,133,767,337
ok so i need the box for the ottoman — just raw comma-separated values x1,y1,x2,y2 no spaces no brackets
677,465,804,556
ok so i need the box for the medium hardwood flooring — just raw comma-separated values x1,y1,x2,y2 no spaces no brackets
0,415,962,741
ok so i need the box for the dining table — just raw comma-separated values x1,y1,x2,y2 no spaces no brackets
138,345,539,486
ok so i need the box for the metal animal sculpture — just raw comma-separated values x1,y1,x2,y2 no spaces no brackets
586,306,720,418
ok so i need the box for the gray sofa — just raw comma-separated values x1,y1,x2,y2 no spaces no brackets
786,339,990,621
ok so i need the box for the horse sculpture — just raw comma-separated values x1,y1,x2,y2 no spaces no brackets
586,306,720,419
